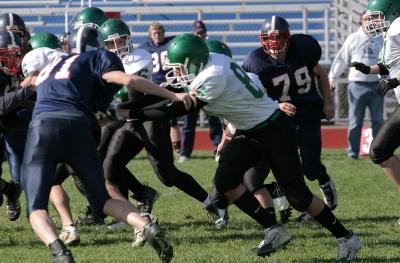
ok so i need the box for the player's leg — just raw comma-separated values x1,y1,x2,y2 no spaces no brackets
22,119,74,262
142,119,226,226
370,106,400,188
267,114,361,261
208,114,223,155
297,118,338,210
180,109,199,162
70,122,173,262
212,134,289,257
3,130,27,221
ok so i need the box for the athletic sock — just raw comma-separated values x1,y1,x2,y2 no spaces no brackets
173,171,208,202
317,165,330,185
313,205,350,238
234,190,277,228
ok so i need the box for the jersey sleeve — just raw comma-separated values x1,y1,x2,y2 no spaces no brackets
190,74,227,103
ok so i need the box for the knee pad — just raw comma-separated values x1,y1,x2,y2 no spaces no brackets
243,166,268,193
282,183,313,212
370,140,393,164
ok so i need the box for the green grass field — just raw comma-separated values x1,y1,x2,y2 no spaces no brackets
1,149,400,263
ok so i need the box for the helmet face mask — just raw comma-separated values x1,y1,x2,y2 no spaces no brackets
259,16,290,55
100,19,132,58
260,31,290,55
165,58,195,88
366,0,400,36
365,11,390,36
0,31,22,75
166,33,209,88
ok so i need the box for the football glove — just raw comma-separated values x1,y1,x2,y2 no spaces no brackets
377,78,400,97
349,62,370,74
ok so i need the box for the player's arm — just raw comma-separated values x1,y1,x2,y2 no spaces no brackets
349,62,389,75
314,64,334,120
101,70,196,110
117,98,207,121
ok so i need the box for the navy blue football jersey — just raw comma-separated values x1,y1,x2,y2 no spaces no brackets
33,49,123,122
242,34,324,119
138,36,175,84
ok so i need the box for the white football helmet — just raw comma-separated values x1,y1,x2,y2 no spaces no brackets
22,47,66,77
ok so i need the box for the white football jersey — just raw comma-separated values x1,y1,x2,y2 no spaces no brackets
383,17,400,102
189,53,279,130
122,48,153,79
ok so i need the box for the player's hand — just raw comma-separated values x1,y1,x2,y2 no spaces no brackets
349,62,370,74
174,93,197,110
377,78,400,97
279,102,296,116
323,101,335,121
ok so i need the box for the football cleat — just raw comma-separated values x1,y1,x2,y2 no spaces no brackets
5,183,21,221
295,212,314,222
75,206,105,226
178,155,189,163
320,177,338,210
50,239,75,263
256,224,291,257
204,203,228,229
143,223,173,263
52,250,75,263
59,225,80,246
336,231,361,262
132,185,160,214
132,212,158,247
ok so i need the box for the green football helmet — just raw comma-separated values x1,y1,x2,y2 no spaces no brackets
166,33,209,88
27,32,61,51
100,19,132,58
366,0,400,36
74,7,107,29
206,39,232,58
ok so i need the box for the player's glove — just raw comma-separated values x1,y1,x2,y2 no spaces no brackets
349,62,370,74
377,78,400,97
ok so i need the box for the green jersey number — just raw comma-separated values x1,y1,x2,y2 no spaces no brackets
230,63,264,98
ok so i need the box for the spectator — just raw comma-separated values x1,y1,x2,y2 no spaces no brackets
329,11,384,160
178,20,223,162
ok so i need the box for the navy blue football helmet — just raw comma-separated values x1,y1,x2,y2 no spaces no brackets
260,15,290,55
67,26,104,54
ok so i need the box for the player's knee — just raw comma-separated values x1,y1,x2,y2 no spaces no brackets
370,140,393,164
284,185,313,212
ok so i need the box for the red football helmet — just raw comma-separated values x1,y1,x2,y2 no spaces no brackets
0,31,23,75
260,15,290,55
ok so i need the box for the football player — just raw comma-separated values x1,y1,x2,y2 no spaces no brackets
117,33,361,261
352,0,400,225
0,27,35,221
99,18,160,236
242,16,337,222
20,25,193,260
209,39,291,223
100,19,228,236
